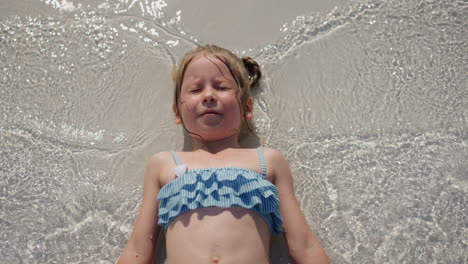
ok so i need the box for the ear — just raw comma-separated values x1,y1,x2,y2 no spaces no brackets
244,96,253,120
173,104,182,124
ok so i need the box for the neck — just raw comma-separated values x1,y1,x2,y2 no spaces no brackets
191,134,240,153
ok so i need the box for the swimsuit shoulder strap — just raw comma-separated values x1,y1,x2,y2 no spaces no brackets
170,151,182,166
257,147,267,178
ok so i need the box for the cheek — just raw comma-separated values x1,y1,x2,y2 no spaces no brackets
179,98,197,115
176,102,190,124
226,99,243,122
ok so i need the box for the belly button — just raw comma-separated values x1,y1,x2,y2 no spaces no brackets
211,256,220,263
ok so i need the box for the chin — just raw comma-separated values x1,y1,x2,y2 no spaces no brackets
198,132,230,141
193,129,237,142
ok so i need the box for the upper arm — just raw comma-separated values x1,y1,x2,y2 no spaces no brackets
266,148,330,264
118,152,165,263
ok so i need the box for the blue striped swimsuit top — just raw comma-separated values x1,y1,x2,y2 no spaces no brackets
157,147,283,234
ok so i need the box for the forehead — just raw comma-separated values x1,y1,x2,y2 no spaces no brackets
183,55,235,83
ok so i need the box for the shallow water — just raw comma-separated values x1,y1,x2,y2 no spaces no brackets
1,0,467,263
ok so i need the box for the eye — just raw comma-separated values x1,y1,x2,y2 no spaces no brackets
189,87,202,93
216,85,230,91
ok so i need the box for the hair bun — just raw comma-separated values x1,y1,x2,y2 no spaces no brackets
241,57,262,89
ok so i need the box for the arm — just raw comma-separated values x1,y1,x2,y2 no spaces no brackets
267,148,330,264
118,153,164,264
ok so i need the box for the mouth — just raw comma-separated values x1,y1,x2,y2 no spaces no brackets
200,110,221,116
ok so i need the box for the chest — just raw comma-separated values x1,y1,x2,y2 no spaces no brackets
159,150,273,187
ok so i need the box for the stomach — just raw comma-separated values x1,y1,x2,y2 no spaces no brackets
164,207,271,264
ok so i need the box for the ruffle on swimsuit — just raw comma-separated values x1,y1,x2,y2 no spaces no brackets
156,147,283,234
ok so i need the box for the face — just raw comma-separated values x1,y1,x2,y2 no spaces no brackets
174,55,252,141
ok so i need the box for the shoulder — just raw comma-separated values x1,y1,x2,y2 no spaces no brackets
147,151,172,167
262,147,288,166
144,152,175,186
262,147,291,183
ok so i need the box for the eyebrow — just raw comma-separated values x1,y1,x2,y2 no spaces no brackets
213,77,235,85
184,77,234,87
183,77,202,86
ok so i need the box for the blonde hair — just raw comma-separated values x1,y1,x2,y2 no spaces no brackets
172,44,262,141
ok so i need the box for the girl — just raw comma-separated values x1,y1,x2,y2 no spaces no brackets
118,45,329,264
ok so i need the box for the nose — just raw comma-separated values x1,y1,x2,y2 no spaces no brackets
202,86,216,103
